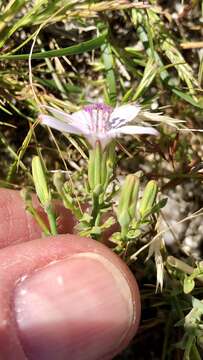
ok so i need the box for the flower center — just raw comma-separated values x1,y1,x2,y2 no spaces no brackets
84,103,112,133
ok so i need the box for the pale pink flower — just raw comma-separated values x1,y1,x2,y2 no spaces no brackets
40,103,158,148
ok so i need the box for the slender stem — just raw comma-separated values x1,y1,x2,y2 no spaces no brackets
90,193,102,240
121,226,128,240
27,206,51,236
46,206,57,235
91,193,100,225
184,336,195,360
62,192,83,220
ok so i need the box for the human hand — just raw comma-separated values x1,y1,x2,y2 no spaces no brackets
0,189,140,360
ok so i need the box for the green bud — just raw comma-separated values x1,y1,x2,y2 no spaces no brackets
103,143,116,189
53,173,82,219
128,176,140,219
53,173,73,208
139,180,158,219
117,174,140,238
32,156,51,208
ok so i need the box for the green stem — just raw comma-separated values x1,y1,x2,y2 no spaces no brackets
91,193,100,225
27,206,51,236
90,193,102,240
61,189,83,220
184,336,195,360
46,206,57,236
121,226,128,240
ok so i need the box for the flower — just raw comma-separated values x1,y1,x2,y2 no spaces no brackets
39,103,158,148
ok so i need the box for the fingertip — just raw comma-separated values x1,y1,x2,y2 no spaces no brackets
15,251,140,359
0,235,140,359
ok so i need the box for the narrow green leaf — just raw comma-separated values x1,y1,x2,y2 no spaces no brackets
101,41,117,106
132,58,157,101
172,89,203,109
0,33,107,60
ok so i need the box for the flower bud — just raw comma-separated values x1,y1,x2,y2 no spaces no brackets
53,173,73,206
32,156,51,209
103,142,116,189
139,180,158,219
117,174,140,238
53,172,82,219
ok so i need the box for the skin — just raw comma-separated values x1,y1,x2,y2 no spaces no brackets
0,189,141,360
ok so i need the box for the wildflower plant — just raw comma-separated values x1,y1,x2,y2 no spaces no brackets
23,100,170,298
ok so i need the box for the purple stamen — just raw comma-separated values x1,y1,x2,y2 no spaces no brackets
84,103,112,113
84,103,113,134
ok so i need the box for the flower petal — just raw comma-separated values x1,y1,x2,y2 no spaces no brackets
71,110,91,131
40,115,82,135
42,106,91,133
109,104,141,129
41,106,74,123
112,125,159,136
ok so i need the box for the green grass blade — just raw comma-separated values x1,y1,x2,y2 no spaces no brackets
172,89,203,109
0,33,107,60
132,58,158,101
101,40,117,106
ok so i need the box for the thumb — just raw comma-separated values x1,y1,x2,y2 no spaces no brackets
0,235,140,360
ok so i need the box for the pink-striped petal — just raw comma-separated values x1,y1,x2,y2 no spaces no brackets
71,110,91,131
41,106,74,123
42,106,91,133
109,104,141,128
40,115,82,135
112,125,159,136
